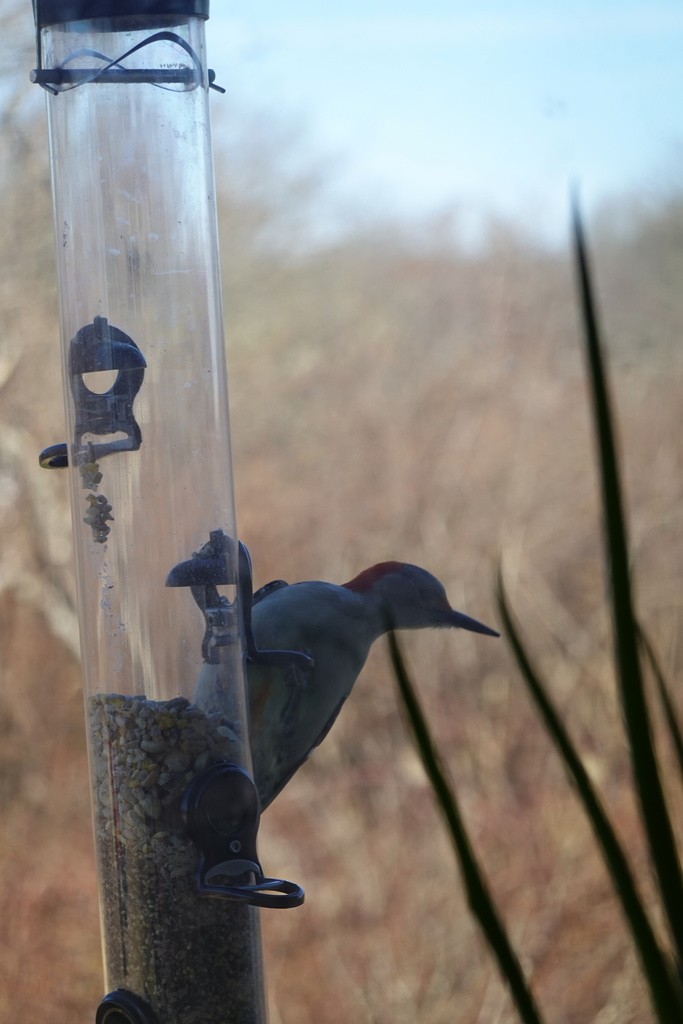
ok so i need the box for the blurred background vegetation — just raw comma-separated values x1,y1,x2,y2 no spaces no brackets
1,3,682,1023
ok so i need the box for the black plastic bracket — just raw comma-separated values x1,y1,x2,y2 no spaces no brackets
166,532,314,672
39,316,146,469
165,529,237,663
181,762,304,908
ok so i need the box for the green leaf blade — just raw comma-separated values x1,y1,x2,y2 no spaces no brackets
497,570,683,1023
571,197,683,964
388,629,547,1024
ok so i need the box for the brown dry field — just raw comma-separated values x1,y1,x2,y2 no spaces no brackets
1,21,683,1024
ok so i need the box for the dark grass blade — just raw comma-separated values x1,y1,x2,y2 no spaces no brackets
387,629,547,1024
572,196,683,963
638,625,683,783
497,571,683,1022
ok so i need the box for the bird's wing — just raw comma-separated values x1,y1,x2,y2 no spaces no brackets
309,694,347,752
256,688,348,810
278,658,314,733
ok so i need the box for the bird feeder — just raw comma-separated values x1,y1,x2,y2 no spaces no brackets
31,2,303,1021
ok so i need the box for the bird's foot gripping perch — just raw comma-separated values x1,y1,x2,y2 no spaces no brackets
166,530,315,672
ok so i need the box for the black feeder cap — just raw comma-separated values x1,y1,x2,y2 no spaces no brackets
33,0,210,28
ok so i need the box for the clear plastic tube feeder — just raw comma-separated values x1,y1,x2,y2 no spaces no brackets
31,3,303,1021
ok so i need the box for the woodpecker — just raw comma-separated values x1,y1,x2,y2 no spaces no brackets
247,561,498,809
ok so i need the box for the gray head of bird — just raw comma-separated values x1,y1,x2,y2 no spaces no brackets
342,561,499,636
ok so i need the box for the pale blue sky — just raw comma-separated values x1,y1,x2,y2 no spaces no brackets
208,1,683,243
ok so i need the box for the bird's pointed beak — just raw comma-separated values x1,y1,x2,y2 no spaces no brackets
449,609,500,637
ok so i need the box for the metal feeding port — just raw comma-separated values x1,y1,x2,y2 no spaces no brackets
39,316,146,469
166,531,315,672
39,316,146,543
166,531,306,907
181,763,304,909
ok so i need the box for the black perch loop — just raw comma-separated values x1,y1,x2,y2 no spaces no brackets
182,763,304,909
96,988,161,1024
